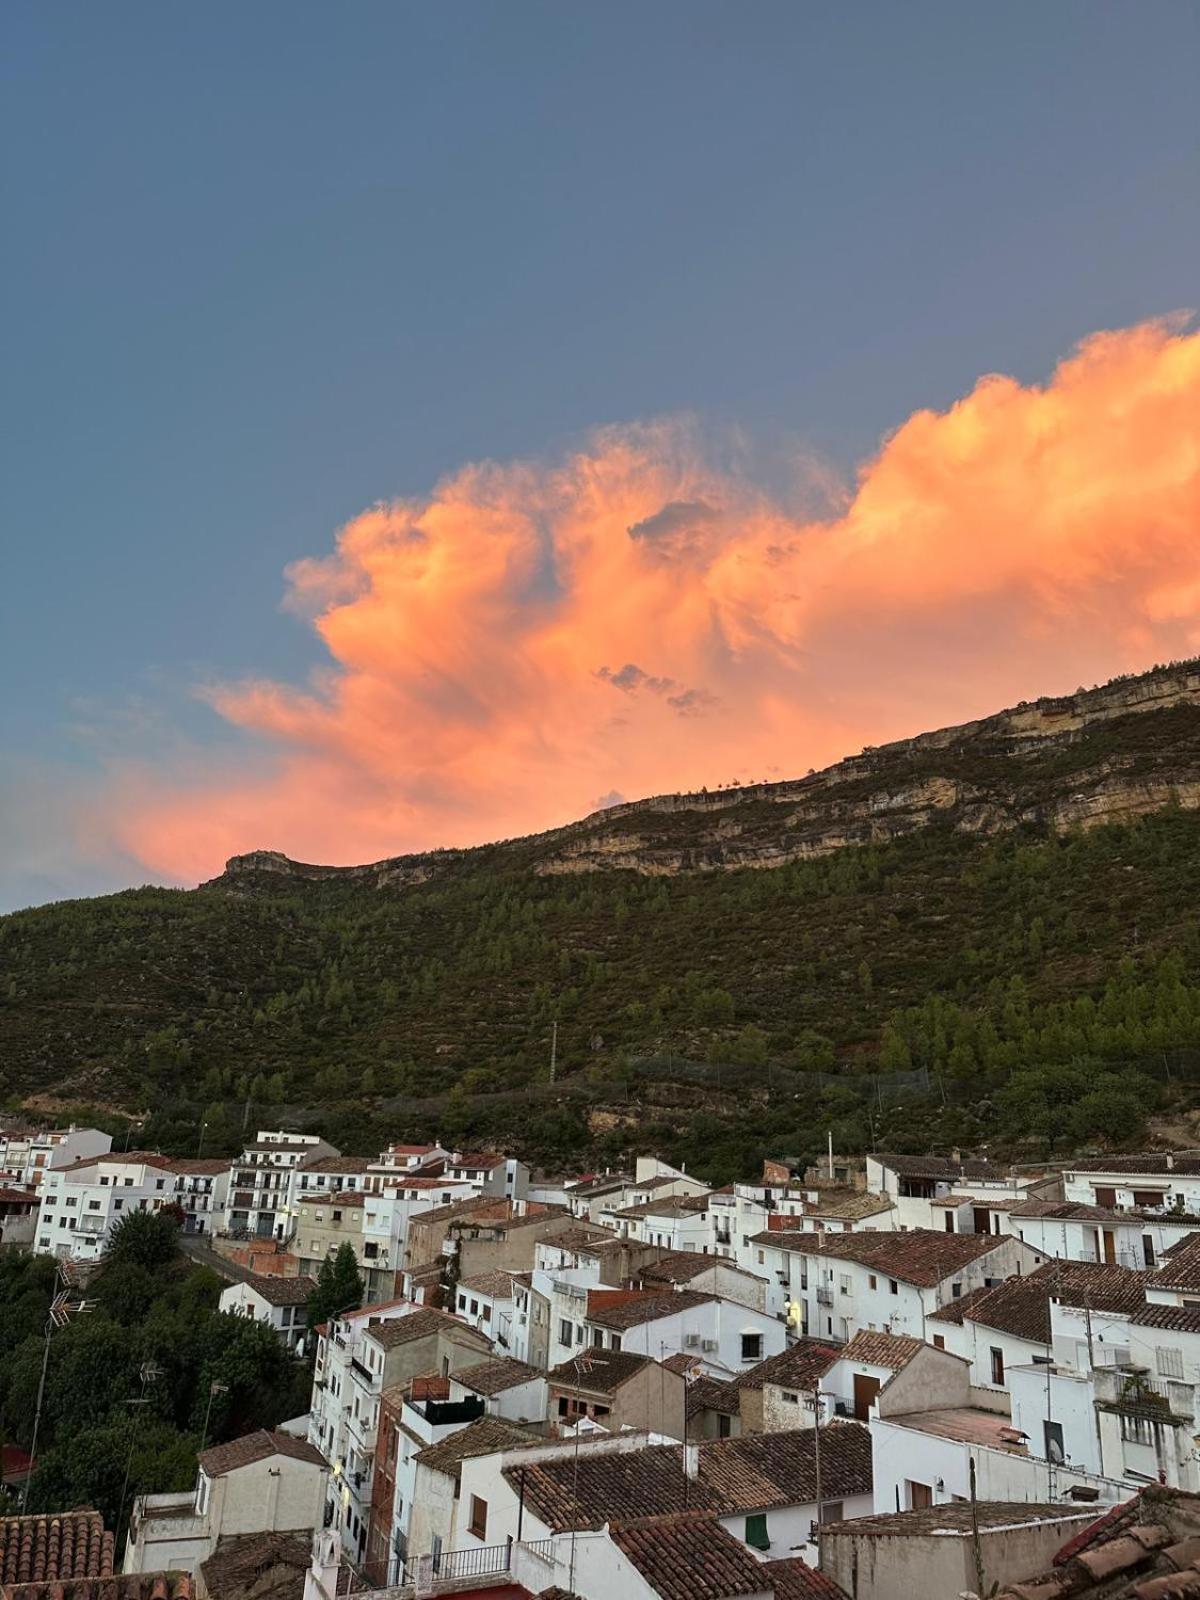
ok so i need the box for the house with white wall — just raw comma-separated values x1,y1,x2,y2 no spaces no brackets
865,1154,1039,1232
751,1226,1046,1340
168,1157,231,1238
582,1289,786,1377
1005,1198,1193,1271
446,1152,530,1200
449,1357,548,1423
639,1250,768,1312
457,1421,873,1566
1061,1154,1200,1217
453,1268,518,1348
124,1429,328,1582
0,1124,112,1190
34,1150,180,1262
219,1273,316,1353
226,1130,337,1242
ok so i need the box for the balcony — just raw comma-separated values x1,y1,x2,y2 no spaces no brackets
370,1538,556,1595
815,1287,834,1307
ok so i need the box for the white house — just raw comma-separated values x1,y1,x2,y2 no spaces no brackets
219,1273,317,1353
639,1250,768,1312
0,1124,112,1190
225,1130,338,1242
446,1152,530,1200
603,1195,711,1253
34,1150,179,1261
751,1226,1046,1339
865,1153,1039,1232
124,1429,328,1582
168,1157,232,1238
458,1421,873,1566
1005,1198,1193,1271
452,1268,518,1349
1062,1154,1200,1218
449,1356,548,1423
582,1289,786,1377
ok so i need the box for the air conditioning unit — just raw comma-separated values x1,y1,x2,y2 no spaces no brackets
684,1333,702,1349
701,1339,718,1353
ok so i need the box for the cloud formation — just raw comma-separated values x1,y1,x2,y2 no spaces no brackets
117,318,1200,881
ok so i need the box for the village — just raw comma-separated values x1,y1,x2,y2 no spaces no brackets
5,1123,1200,1600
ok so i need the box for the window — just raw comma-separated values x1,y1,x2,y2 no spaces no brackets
839,1275,851,1296
744,1513,770,1551
932,1334,945,1350
470,1299,479,1315
741,1332,763,1362
781,1391,799,1405
868,1275,877,1290
610,1334,622,1352
757,1250,765,1265
819,1501,844,1525
990,1347,1005,1385
114,1199,123,1211
889,1280,898,1296
592,1328,604,1347
1157,1347,1185,1380
467,1497,488,1539
559,1319,572,1347
459,1294,468,1310
1121,1414,1155,1445
557,1396,570,1417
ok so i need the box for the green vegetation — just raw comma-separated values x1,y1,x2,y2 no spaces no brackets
308,1242,366,1332
0,1222,310,1532
3,798,1200,1178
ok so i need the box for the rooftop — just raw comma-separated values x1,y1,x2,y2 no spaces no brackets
820,1502,1095,1539
888,1406,1030,1450
458,1269,520,1297
298,1154,372,1173
585,1289,715,1330
736,1340,841,1394
413,1416,535,1478
750,1226,1015,1286
873,1152,1008,1181
1149,1233,1200,1291
799,1190,894,1221
834,1330,924,1371
0,1511,113,1588
927,1262,1147,1343
198,1531,311,1600
760,1556,848,1599
995,1485,1200,1599
240,1274,316,1307
1067,1155,1200,1175
507,1421,871,1530
609,1512,773,1600
367,1307,490,1351
453,1357,544,1396
640,1251,760,1286
549,1349,657,1395
197,1429,326,1478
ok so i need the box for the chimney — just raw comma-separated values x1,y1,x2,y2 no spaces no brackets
1167,1154,1175,1171
684,1442,700,1480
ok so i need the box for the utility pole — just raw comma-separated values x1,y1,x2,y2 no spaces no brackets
118,1360,162,1544
21,1265,94,1513
199,1379,229,1455
811,1381,824,1564
968,1456,986,1599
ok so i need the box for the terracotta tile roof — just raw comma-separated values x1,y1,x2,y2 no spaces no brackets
366,1306,490,1351
453,1357,543,1396
926,1262,1144,1345
799,1190,894,1221
685,1375,741,1419
760,1557,849,1599
458,1269,519,1297
1130,1304,1200,1333
1150,1233,1200,1291
609,1511,771,1600
1066,1156,1200,1175
507,1421,871,1530
751,1227,1018,1287
820,1501,1094,1539
240,1274,316,1307
735,1340,841,1393
835,1330,924,1371
298,1154,371,1173
450,1152,508,1170
198,1531,310,1600
198,1429,326,1478
995,1485,1200,1598
613,1198,709,1220
166,1158,231,1176
4,1578,195,1600
413,1416,534,1478
550,1349,656,1395
873,1152,1007,1181
586,1289,714,1331
640,1252,759,1286
0,1511,112,1587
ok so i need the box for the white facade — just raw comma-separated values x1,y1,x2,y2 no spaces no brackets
0,1125,112,1190
226,1130,337,1242
583,1297,785,1377
1062,1160,1200,1218
34,1152,178,1261
219,1278,313,1353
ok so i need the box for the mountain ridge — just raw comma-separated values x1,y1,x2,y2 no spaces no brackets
212,658,1200,892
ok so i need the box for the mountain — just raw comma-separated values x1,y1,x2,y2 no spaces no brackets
3,659,1200,1180
211,660,1200,890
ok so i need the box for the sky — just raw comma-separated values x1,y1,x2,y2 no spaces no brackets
1,3,1198,910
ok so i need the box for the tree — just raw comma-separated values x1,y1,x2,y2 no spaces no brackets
307,1244,365,1336
103,1209,180,1271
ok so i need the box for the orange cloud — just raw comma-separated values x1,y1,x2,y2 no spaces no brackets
119,319,1200,881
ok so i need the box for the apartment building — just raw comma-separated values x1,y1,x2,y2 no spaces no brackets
295,1190,403,1303
168,1157,231,1237
34,1150,179,1262
225,1130,338,1242
218,1274,317,1353
0,1123,112,1190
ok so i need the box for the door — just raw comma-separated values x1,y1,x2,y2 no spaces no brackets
1094,1187,1117,1208
908,1480,933,1510
1102,1230,1117,1265
973,1208,990,1235
853,1372,882,1420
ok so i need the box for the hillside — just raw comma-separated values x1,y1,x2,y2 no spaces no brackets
3,661,1200,1179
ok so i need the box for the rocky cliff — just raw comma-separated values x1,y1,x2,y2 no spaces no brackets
210,660,1200,891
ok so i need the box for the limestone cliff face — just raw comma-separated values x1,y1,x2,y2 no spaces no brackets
210,661,1200,892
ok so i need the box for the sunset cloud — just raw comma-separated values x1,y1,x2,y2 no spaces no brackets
117,319,1200,882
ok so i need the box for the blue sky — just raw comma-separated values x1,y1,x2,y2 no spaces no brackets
2,2,1198,908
